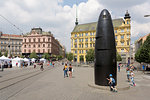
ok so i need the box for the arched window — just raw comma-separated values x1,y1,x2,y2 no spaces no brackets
24,49,26,53
43,44,45,47
43,49,45,53
24,45,26,48
33,44,36,48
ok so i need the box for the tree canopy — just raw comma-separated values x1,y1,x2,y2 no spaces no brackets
29,52,38,59
42,53,50,60
86,49,95,62
135,35,150,63
66,52,73,61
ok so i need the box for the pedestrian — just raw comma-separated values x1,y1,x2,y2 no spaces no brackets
107,74,117,92
40,62,44,71
118,63,121,72
34,63,36,68
68,64,73,78
63,63,68,78
52,62,55,67
130,70,136,86
142,64,145,74
127,69,130,82
1,61,4,71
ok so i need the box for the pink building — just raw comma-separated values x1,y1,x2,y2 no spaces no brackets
22,28,61,57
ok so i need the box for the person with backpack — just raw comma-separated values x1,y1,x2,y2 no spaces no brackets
107,74,117,92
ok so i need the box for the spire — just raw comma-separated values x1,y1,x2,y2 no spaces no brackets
124,10,131,19
75,0,78,25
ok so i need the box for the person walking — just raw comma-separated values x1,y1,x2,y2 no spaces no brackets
130,70,136,86
127,69,130,82
63,64,68,78
107,74,117,92
40,62,44,71
68,64,73,78
142,64,145,74
118,63,121,72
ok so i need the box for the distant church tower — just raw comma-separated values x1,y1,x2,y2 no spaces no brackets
124,10,131,24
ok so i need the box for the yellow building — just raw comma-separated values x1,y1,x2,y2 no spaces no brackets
71,11,131,63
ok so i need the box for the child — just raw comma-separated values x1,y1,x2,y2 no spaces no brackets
130,70,136,86
107,74,117,92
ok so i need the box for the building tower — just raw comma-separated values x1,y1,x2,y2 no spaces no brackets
75,0,78,25
124,10,131,25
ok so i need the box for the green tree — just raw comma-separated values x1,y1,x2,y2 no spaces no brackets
29,52,38,59
4,50,8,57
135,35,150,63
42,53,50,60
80,55,84,62
20,55,25,58
116,52,122,61
86,49,95,61
67,52,73,61
57,55,63,60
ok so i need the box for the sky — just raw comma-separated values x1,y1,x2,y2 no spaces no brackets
0,0,150,52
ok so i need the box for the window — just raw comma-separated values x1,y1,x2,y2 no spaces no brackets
48,44,50,47
79,44,81,48
79,34,81,37
1,41,3,44
93,43,95,47
79,50,81,54
48,49,50,53
90,38,92,41
38,44,40,47
90,44,92,47
43,38,45,42
4,41,6,44
90,33,92,36
24,49,26,53
121,42,124,46
75,44,77,48
79,39,81,42
15,41,17,44
38,38,40,42
15,46,17,49
48,38,50,42
115,30,117,33
75,34,77,37
121,48,124,52
33,44,36,48
85,38,88,42
127,21,129,24
121,29,124,32
75,39,77,43
82,50,84,53
85,33,88,36
24,45,26,48
29,50,31,53
33,38,36,42
85,44,88,48
29,45,31,48
127,28,129,32
127,41,129,45
115,36,117,39
121,35,124,39
33,49,35,52
43,49,45,53
29,39,31,42
86,50,88,53
43,44,45,47
82,33,83,36
82,44,83,48
75,50,77,54
82,39,83,42
24,39,26,42
127,35,129,38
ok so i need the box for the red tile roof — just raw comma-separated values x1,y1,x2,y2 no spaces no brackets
2,34,22,37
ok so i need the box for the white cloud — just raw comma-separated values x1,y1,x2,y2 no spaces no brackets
0,0,150,52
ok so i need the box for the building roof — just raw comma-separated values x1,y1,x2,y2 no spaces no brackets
0,33,22,37
72,18,124,33
137,33,150,43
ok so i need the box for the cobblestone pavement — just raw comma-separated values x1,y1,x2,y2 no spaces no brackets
1,63,150,100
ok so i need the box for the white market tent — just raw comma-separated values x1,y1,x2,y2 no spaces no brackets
12,57,24,67
0,55,11,63
31,58,36,62
23,58,30,66
40,58,46,63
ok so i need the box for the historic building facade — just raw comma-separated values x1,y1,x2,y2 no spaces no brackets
0,31,22,57
22,28,62,58
71,11,131,63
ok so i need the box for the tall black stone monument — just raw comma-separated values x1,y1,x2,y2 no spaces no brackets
95,9,117,86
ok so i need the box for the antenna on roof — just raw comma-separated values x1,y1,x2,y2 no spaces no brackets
75,0,78,25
